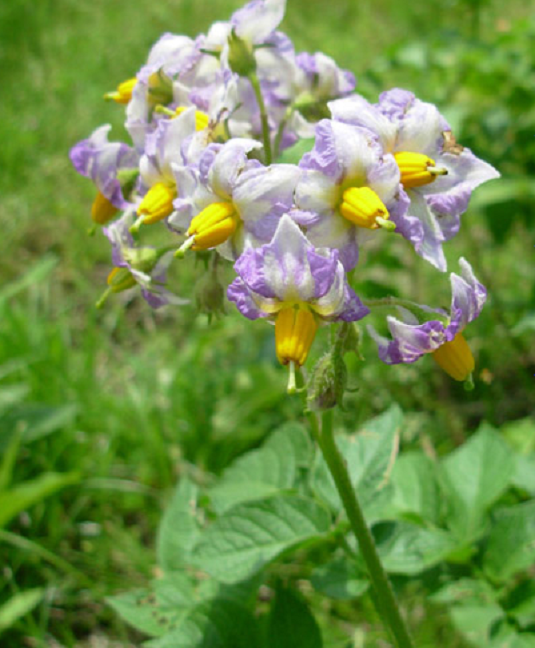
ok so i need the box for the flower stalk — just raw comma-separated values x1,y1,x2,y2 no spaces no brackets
313,409,414,648
248,72,272,165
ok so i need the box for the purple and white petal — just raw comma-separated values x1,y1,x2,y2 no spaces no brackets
233,163,300,241
328,94,397,153
231,0,286,45
208,139,262,200
227,276,272,320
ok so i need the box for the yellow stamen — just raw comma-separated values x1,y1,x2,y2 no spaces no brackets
275,307,318,367
104,77,137,104
106,267,137,293
91,191,119,225
339,187,389,229
394,151,448,189
135,182,177,229
173,106,210,131
187,202,238,251
432,332,475,382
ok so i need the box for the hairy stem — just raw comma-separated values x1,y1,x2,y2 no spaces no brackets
315,409,414,648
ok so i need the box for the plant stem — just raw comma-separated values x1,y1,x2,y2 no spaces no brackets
316,409,414,648
248,72,272,165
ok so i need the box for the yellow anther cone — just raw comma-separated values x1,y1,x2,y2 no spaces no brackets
105,78,137,104
339,187,390,229
394,151,447,189
275,307,318,367
137,183,177,225
187,202,238,250
432,332,475,382
174,107,210,131
91,191,119,225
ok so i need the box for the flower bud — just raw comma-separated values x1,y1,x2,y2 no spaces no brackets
307,351,347,412
195,271,226,317
227,29,256,77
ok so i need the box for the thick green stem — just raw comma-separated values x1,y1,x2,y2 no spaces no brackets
316,409,414,648
248,72,272,165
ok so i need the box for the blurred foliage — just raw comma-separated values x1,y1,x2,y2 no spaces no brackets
0,0,534,644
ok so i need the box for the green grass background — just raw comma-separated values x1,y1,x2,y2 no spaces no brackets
1,0,534,644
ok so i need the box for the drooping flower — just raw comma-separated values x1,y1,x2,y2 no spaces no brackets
99,210,187,309
368,258,486,381
171,139,300,260
69,125,139,225
228,215,369,388
132,108,200,232
294,119,410,270
329,89,500,271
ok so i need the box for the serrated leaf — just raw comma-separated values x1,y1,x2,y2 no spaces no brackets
440,424,515,541
373,521,458,575
0,471,80,527
311,557,369,600
208,423,310,514
192,494,331,584
390,451,441,525
267,585,322,648
157,477,200,572
484,500,535,582
145,598,261,648
312,405,402,521
0,588,44,632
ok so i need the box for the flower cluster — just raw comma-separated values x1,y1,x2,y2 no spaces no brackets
70,0,499,392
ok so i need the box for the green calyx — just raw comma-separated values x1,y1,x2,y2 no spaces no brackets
227,29,256,77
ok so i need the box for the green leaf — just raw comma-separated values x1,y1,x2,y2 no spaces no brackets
0,588,44,633
0,427,22,491
276,138,315,165
449,602,503,646
484,500,535,582
266,585,322,648
440,424,515,541
208,422,311,514
108,583,187,638
511,455,535,495
312,405,402,521
0,471,80,527
191,494,331,584
429,578,496,605
157,477,200,572
311,557,369,600
373,521,458,575
390,451,441,525
503,580,535,629
145,598,262,648
502,417,535,455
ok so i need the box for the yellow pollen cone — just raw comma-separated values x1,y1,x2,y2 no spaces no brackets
105,77,137,104
91,191,119,225
137,183,177,225
173,107,210,131
339,187,389,229
394,151,447,189
187,202,238,251
275,307,318,367
106,267,137,293
432,332,475,382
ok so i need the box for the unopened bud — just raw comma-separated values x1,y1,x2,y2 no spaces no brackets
307,351,347,412
227,29,256,77
195,271,226,317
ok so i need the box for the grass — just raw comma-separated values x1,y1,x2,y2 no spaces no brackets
1,0,534,644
